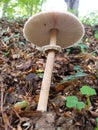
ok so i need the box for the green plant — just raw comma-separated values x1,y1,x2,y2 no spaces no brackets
78,43,88,53
80,86,97,108
61,72,88,82
14,100,28,111
94,31,98,40
95,118,98,130
80,11,98,26
66,96,85,111
73,65,83,72
0,0,46,19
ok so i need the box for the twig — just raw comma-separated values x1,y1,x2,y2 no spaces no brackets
11,107,22,121
0,83,15,130
1,82,4,112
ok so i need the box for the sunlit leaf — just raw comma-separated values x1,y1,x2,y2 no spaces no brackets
14,100,28,111
66,96,78,108
66,96,78,101
80,86,97,96
66,96,85,110
35,70,44,73
76,102,85,111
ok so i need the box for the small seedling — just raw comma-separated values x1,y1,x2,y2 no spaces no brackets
66,96,85,111
80,86,97,108
95,118,98,130
66,96,78,108
14,100,28,111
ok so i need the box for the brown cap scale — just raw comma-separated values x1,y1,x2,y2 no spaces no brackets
23,11,84,111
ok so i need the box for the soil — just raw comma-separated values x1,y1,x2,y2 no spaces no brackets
0,18,98,130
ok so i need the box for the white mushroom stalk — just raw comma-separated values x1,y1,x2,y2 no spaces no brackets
37,29,58,111
23,11,84,112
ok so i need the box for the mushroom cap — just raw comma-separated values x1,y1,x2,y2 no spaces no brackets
23,11,84,48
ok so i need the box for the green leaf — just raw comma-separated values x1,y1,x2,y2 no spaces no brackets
66,96,78,101
3,34,20,42
73,65,81,71
95,127,98,130
78,43,88,53
19,42,25,45
96,118,98,123
74,66,84,72
36,73,44,78
62,75,76,81
78,43,88,49
76,102,85,111
74,72,88,77
66,96,86,111
14,100,28,109
94,31,98,39
80,86,97,96
66,96,78,108
80,11,98,26
61,72,88,82
5,50,10,57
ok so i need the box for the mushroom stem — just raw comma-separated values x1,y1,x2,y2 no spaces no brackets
37,29,57,111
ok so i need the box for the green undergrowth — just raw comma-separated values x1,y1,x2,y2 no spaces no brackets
66,86,97,111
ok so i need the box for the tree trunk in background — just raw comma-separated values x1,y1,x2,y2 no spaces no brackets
64,0,79,16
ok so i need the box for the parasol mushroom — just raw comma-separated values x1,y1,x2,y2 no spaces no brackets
23,11,84,112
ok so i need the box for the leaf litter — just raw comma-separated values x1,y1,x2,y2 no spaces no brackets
0,18,98,130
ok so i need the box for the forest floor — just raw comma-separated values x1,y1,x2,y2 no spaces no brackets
0,18,98,130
